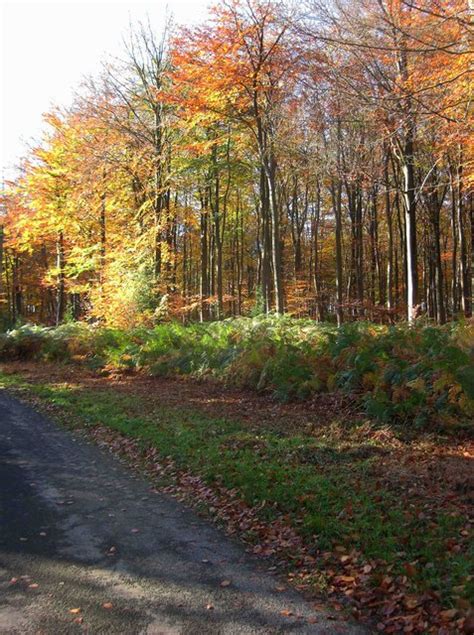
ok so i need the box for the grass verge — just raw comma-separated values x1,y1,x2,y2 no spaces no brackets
0,364,472,633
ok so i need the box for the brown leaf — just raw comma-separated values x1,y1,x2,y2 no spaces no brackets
69,608,81,614
404,595,420,610
102,602,113,610
404,562,417,577
337,575,355,584
220,579,231,587
440,608,457,620
280,609,294,617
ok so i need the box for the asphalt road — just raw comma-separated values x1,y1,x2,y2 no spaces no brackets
0,390,367,634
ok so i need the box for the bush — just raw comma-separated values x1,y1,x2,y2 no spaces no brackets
0,316,472,426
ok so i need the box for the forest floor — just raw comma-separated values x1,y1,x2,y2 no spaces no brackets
0,361,472,634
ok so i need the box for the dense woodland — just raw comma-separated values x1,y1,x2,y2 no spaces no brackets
1,0,472,328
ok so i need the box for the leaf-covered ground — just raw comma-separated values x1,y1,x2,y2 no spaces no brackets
0,361,472,634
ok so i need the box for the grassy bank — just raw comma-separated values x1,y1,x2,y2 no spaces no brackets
0,362,472,633
0,316,473,427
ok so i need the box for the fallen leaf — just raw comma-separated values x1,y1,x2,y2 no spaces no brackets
102,602,113,609
404,595,420,610
69,608,81,614
28,583,39,589
337,575,355,584
440,608,457,620
220,579,231,587
404,562,417,577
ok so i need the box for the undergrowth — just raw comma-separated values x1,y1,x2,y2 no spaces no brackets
0,316,473,426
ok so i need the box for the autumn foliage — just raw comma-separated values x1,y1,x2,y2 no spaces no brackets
0,0,472,328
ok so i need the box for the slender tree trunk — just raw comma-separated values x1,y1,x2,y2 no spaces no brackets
312,183,325,321
396,39,418,321
432,206,446,324
13,256,22,322
449,168,458,315
199,194,209,322
153,102,166,283
266,154,284,313
56,231,65,325
260,167,272,313
384,154,394,311
456,161,470,316
401,138,418,322
331,180,344,326
100,189,106,286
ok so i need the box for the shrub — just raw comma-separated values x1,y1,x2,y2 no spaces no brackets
0,316,472,426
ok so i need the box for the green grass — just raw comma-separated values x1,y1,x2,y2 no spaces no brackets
1,368,471,609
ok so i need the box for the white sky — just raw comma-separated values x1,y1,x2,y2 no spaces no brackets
0,0,209,179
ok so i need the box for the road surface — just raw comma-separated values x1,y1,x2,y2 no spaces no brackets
0,390,366,634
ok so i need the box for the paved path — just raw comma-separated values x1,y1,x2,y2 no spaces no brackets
0,390,367,634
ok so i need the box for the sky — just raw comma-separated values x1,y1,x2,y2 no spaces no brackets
0,0,209,179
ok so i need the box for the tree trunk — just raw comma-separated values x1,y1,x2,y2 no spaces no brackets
100,189,106,285
331,180,344,326
266,154,284,313
401,138,418,322
456,161,470,316
259,167,272,313
199,193,209,322
56,231,65,325
432,206,446,324
384,154,394,311
449,167,458,315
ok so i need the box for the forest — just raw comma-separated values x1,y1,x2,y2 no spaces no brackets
0,2,473,632
0,0,472,328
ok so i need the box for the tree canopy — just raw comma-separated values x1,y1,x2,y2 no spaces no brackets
1,0,472,327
